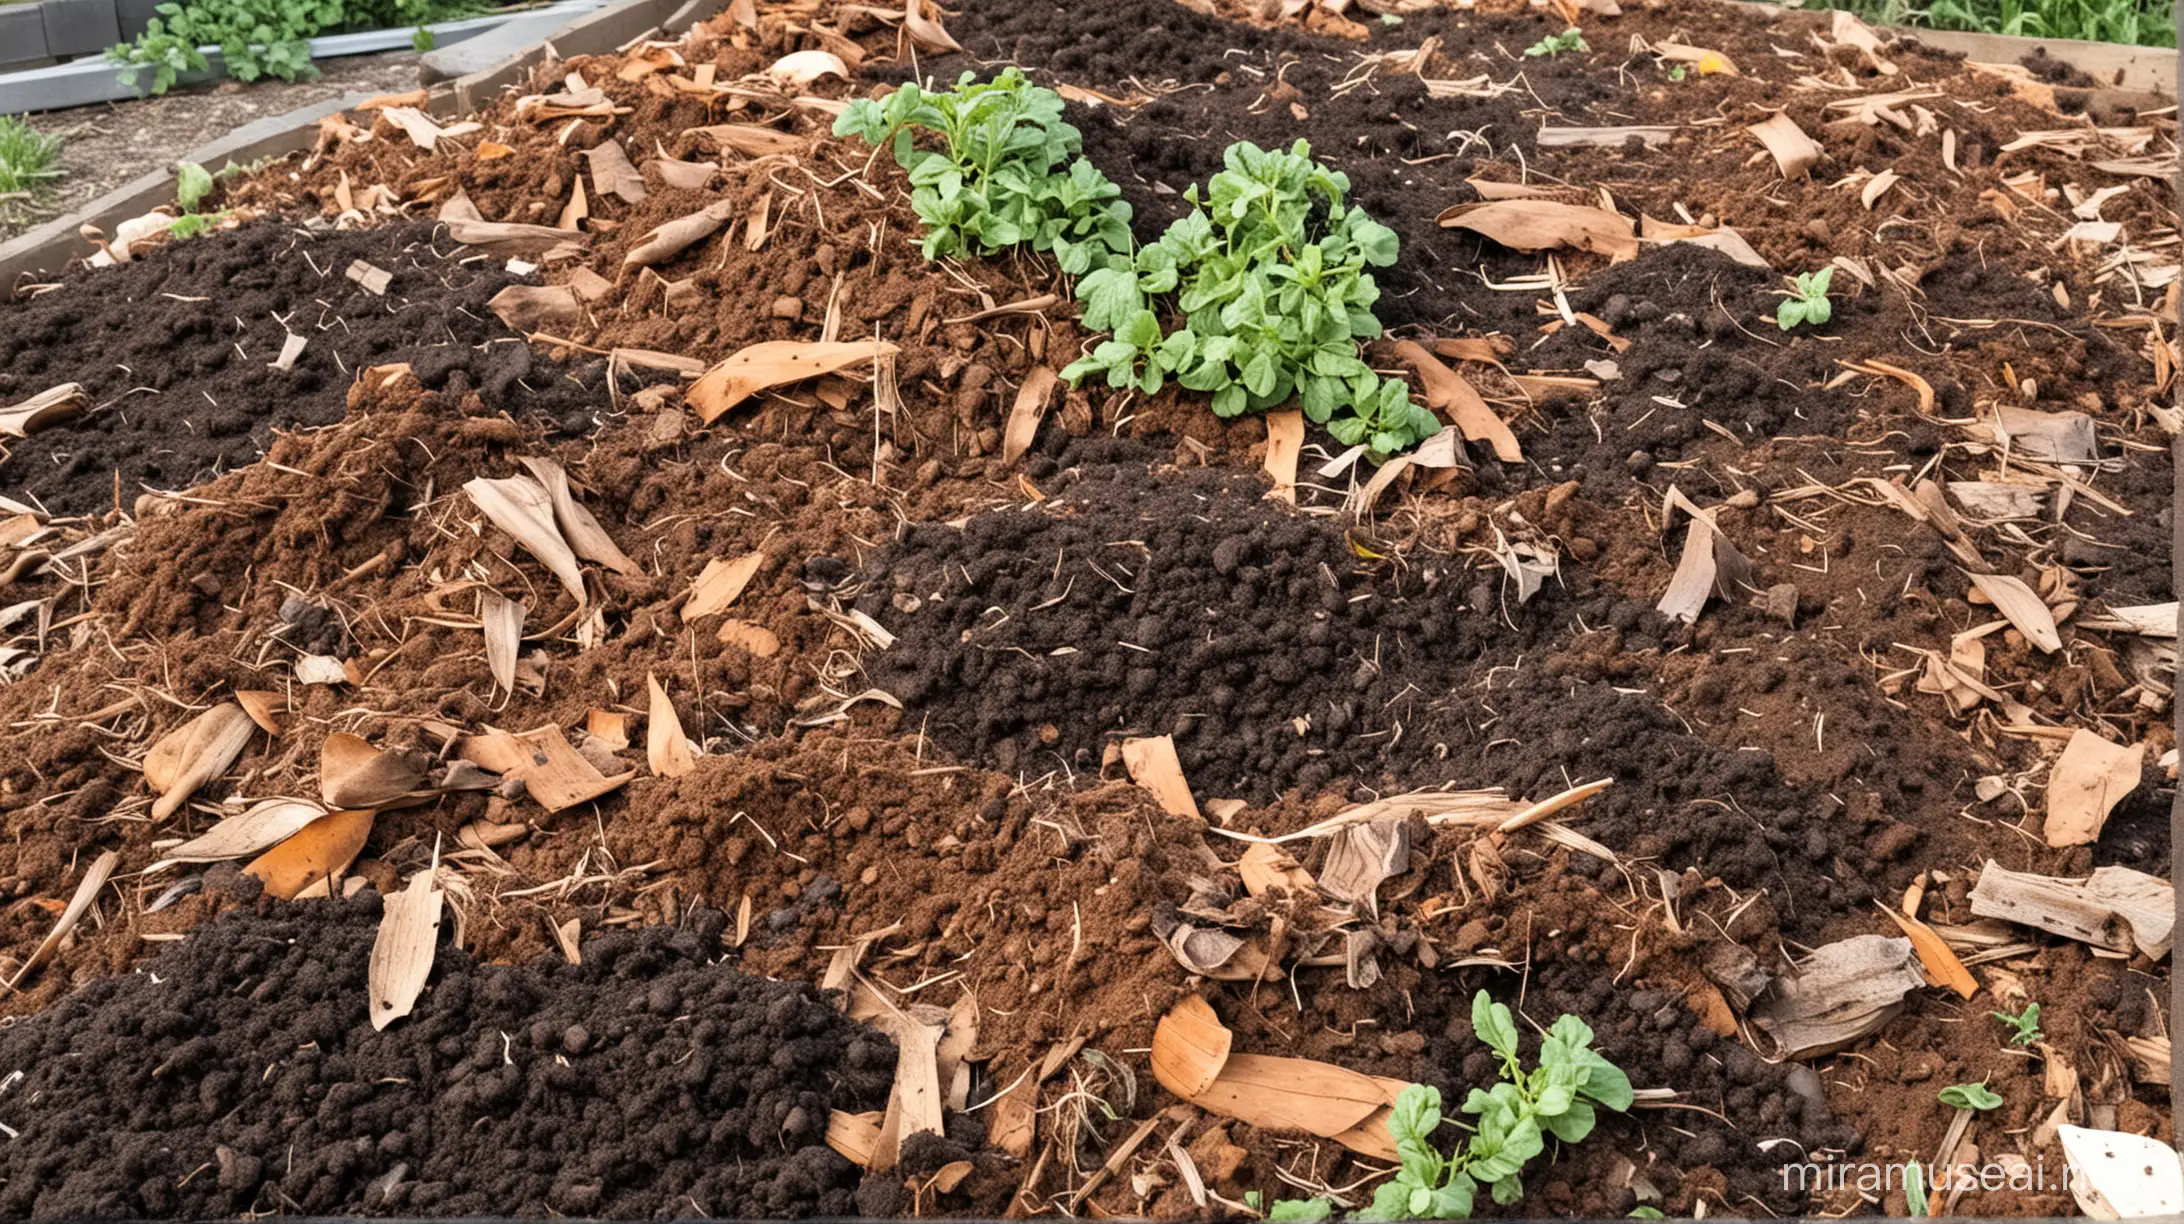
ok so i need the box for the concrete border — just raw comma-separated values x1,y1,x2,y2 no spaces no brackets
0,0,727,288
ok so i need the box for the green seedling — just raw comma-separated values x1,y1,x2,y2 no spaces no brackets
1905,1160,1930,1217
1628,1210,1665,1219
164,160,228,240
1524,28,1589,56
0,116,64,207
1269,992,1633,1219
834,68,1132,273
1776,267,1835,330
1063,139,1440,455
1991,1002,2042,1046
1938,1081,2003,1111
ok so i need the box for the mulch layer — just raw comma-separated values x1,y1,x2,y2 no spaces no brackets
0,0,2171,1217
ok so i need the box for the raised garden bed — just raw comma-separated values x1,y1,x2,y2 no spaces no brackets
0,0,2173,1218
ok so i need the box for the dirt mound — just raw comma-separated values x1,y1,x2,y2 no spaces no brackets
0,892,896,1219
0,220,606,514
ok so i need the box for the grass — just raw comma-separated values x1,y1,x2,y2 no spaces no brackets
1810,0,2175,46
0,117,65,217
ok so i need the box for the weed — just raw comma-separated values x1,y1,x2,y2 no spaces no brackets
1064,139,1440,455
1523,28,1588,56
1812,0,2172,46
0,116,64,212
1938,1081,2003,1111
1270,992,1632,1219
1991,1002,2042,1046
165,161,227,240
1776,267,1834,330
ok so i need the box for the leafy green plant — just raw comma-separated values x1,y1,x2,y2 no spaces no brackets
1905,1160,1930,1217
1991,1002,2042,1046
109,0,481,95
1775,267,1835,331
834,69,1132,273
0,116,64,217
1938,1081,2003,1111
1062,139,1439,454
164,161,227,240
1811,0,2171,47
1628,1210,1665,1219
1523,28,1589,56
1272,992,1633,1219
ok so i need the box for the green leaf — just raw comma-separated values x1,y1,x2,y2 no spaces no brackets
1630,1209,1666,1218
1077,266,1143,333
1543,1098,1597,1143
1938,1081,2003,1111
1267,1199,1333,1221
1116,308,1163,349
1472,991,1520,1061
174,161,213,212
1240,348,1278,398
1575,1052,1633,1112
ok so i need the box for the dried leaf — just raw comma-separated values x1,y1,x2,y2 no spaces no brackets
1967,572,2061,653
1150,995,1233,1099
652,157,719,190
717,619,781,656
8,851,117,988
827,1109,886,1167
872,1019,943,1172
769,49,849,85
481,590,525,698
1970,860,2172,959
1262,409,1304,503
1749,935,1925,1059
686,552,766,619
1003,368,1059,465
369,865,444,1029
1388,341,1520,461
1657,503,1752,624
647,673,698,778
457,725,634,812
1437,199,1637,260
586,709,631,751
686,124,806,157
1652,41,1737,74
464,475,587,605
584,139,647,204
320,733,429,809
552,917,582,964
1992,404,2101,464
903,0,962,52
623,199,738,267
443,218,589,256
2043,729,2143,846
487,284,583,333
294,654,348,685
157,798,326,865
1747,113,1823,179
0,383,88,438
1238,843,1316,898
144,703,256,820
1121,735,1201,819
1880,905,1978,999
380,106,446,151
686,339,899,423
243,808,375,899
516,457,640,577
989,1084,1036,1158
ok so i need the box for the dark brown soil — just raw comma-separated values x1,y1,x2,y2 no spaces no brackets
0,219,607,514
0,889,899,1219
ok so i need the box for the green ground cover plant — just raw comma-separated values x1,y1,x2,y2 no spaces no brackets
1810,0,2172,47
108,0,487,94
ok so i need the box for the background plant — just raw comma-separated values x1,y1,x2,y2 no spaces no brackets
1062,139,1442,455
1270,992,1633,1220
1809,0,2171,46
0,117,64,223
1991,1002,2042,1046
834,68,1132,273
108,0,485,95
1524,27,1588,55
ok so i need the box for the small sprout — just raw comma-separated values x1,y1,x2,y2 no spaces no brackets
1629,1210,1665,1219
1524,28,1588,57
1991,1002,2042,1046
1668,65,1687,81
174,161,213,212
1245,1191,1264,1212
1905,1160,1929,1218
1938,1081,2004,1111
1776,266,1835,331
1269,1199,1333,1220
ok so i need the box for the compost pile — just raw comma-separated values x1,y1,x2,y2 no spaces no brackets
0,0,2172,1217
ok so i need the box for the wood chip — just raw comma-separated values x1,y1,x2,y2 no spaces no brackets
1747,113,1823,179
369,864,444,1030
143,703,256,821
687,339,899,423
8,850,117,988
717,619,781,656
872,1018,944,1171
1120,735,1200,819
1003,367,1059,465
1237,843,1315,898
1261,409,1303,503
1150,997,1405,1160
2043,729,2147,848
826,1109,886,1167
464,475,587,605
445,217,592,256
1750,935,1925,1059
685,124,806,157
345,260,392,296
487,285,582,333
686,552,765,619
269,333,308,372
646,673,698,778
586,709,631,750
1970,861,2172,959
458,725,634,812
243,808,375,899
